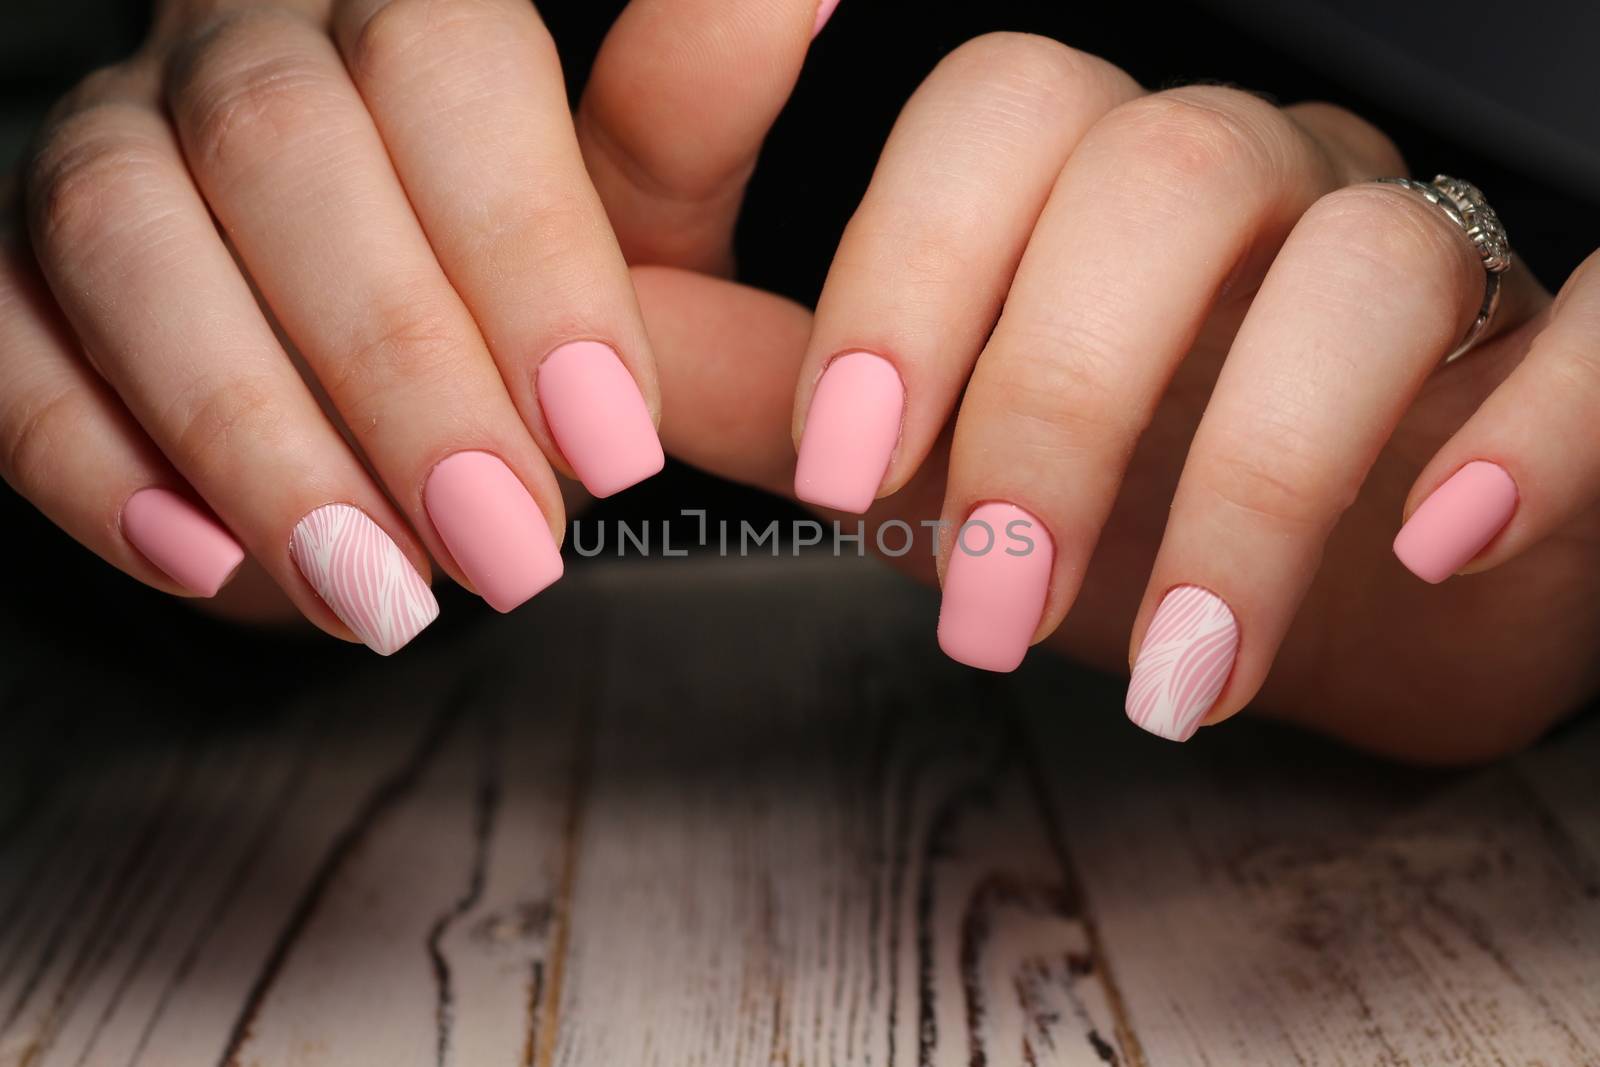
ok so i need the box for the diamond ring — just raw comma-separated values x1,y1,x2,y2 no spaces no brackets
1374,174,1511,363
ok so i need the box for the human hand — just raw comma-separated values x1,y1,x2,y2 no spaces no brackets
632,33,1600,764
0,0,836,652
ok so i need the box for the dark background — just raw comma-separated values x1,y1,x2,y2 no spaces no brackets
1,0,1594,694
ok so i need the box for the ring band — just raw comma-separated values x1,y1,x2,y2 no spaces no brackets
1374,175,1512,363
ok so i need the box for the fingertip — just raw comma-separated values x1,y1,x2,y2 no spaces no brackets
1392,460,1518,584
811,0,841,37
121,486,247,599
1125,585,1239,742
793,352,904,515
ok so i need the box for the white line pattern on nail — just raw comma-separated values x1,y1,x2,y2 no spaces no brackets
1126,585,1238,742
290,504,438,655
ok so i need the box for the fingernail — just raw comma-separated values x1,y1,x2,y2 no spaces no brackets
794,351,903,513
937,503,1054,672
1126,585,1238,742
424,451,563,613
812,0,841,36
121,487,245,598
290,503,438,655
537,341,664,498
1393,460,1518,584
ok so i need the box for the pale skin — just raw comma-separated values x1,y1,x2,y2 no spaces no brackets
0,0,818,634
4,10,1600,763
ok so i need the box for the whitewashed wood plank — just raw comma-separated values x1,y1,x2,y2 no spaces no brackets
1,558,1595,1066
55,722,313,1067
551,559,1132,1067
209,617,593,1067
1017,658,1600,1067
30,746,249,1067
0,748,190,1066
1513,712,1600,882
130,672,479,1067
0,651,475,1067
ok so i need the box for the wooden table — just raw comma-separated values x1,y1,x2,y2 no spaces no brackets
1,557,1596,1066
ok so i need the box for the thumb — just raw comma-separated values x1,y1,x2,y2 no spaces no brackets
578,0,838,275
630,265,810,493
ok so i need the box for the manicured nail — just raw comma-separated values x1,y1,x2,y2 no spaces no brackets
1126,585,1238,742
290,504,438,655
121,487,245,598
424,451,563,613
812,0,841,36
794,351,903,513
937,503,1054,672
1393,460,1517,584
537,341,663,498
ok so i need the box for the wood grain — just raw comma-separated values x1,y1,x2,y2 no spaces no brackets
0,558,1595,1066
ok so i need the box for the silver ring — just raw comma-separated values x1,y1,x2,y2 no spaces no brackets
1373,175,1512,363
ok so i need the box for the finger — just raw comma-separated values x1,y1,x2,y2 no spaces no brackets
329,0,663,498
792,34,1140,515
1126,181,1539,740
632,266,810,497
26,60,438,653
0,233,244,599
635,264,952,590
165,8,567,615
577,0,843,275
1393,249,1600,581
934,88,1373,672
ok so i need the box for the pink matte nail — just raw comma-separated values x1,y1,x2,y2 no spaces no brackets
1393,460,1518,584
121,487,244,598
537,341,663,498
424,451,563,613
937,503,1054,672
812,0,841,36
794,351,904,514
290,504,438,655
1126,585,1238,742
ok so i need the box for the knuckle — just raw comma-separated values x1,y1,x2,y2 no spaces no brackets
347,0,541,81
1090,88,1298,196
334,294,469,413
1290,185,1480,341
984,375,1135,465
1,384,87,497
462,190,592,292
1197,435,1342,529
1541,302,1600,402
980,319,1149,456
944,32,1095,93
1285,100,1405,177
167,374,290,477
26,110,175,251
1548,343,1600,406
937,33,1127,121
1299,185,1466,286
912,36,1115,176
891,222,979,293
839,210,977,300
1553,248,1600,317
166,9,334,173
